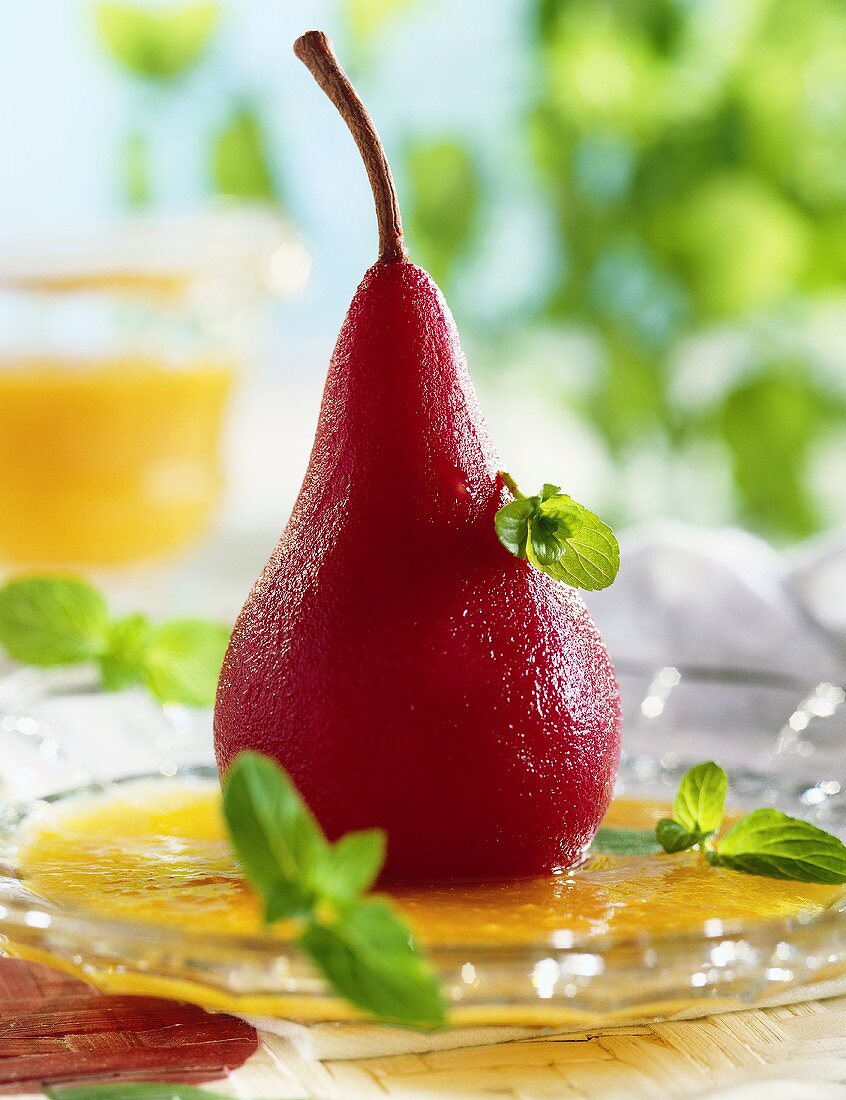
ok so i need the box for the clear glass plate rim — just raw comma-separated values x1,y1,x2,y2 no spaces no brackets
1,763,844,967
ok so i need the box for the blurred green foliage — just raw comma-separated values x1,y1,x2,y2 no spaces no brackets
211,101,279,203
404,139,483,289
345,0,419,44
95,1,219,81
94,1,280,208
526,0,846,538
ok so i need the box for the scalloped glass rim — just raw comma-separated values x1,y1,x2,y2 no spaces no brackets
2,775,846,1027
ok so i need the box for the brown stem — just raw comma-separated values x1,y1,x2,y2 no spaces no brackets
294,30,406,263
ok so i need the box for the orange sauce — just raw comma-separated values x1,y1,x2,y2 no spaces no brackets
16,782,843,947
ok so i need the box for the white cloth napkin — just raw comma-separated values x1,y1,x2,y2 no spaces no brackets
242,976,846,1061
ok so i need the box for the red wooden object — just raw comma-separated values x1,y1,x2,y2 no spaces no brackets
0,958,258,1095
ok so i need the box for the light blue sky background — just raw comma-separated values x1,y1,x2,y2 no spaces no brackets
2,1,553,335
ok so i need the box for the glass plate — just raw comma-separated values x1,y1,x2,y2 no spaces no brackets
1,665,845,1030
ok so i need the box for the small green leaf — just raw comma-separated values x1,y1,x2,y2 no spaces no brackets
592,826,662,856
539,483,562,501
713,809,846,885
494,495,537,558
0,577,109,666
673,762,728,835
317,829,386,904
528,511,566,568
46,1084,235,1100
99,613,153,692
143,619,230,707
656,818,704,853
301,898,445,1028
222,752,329,921
527,495,620,591
94,2,220,82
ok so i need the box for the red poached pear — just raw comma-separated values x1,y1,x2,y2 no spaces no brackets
214,31,621,881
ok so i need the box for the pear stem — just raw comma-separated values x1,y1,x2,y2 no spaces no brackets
294,30,407,263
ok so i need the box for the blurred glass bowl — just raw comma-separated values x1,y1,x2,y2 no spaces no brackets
0,206,310,567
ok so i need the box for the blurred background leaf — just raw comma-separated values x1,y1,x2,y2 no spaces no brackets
95,1,220,82
526,0,846,538
211,101,279,204
403,138,482,291
345,0,419,43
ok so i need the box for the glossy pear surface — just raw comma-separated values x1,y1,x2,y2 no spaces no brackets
215,259,621,880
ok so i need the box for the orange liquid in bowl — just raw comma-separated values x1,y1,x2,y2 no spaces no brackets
0,356,234,565
17,784,843,947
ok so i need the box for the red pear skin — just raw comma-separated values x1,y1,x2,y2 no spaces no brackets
214,257,622,881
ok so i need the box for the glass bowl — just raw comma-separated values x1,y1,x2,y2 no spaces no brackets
0,664,845,1031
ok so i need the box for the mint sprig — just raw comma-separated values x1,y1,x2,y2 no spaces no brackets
655,762,846,885
222,751,446,1029
0,577,110,666
495,472,619,591
712,809,846,884
0,576,229,708
46,1085,238,1100
672,760,727,837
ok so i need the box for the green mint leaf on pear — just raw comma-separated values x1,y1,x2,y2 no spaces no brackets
99,613,153,692
494,495,538,558
528,495,619,591
656,818,706,853
495,473,619,591
301,898,445,1028
0,577,109,666
528,510,567,568
712,809,846,885
672,761,728,836
317,829,386,904
222,751,329,920
143,619,230,707
592,826,662,856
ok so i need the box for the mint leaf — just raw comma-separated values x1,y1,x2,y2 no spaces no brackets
656,818,705,853
222,751,328,920
99,613,153,691
528,510,566,568
46,1084,235,1100
527,495,619,591
673,761,727,836
0,577,109,666
592,826,662,856
317,829,386,904
301,899,445,1028
495,474,619,591
494,495,537,558
221,752,445,1029
713,809,846,884
143,619,230,706
0,574,229,708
